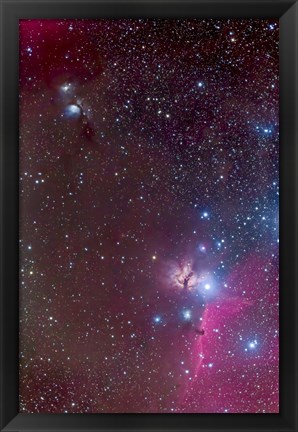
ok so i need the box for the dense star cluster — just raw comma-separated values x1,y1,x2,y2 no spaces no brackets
19,19,279,413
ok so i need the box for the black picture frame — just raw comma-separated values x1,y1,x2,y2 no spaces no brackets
0,0,297,431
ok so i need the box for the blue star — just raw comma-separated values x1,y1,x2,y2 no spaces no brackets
182,310,192,321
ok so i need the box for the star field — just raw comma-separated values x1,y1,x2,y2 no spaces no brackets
19,19,279,413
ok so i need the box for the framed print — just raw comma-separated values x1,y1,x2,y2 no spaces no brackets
0,0,297,431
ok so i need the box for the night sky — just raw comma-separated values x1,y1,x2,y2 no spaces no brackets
19,19,279,413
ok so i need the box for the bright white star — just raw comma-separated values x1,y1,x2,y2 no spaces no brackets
248,340,258,349
182,310,192,320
